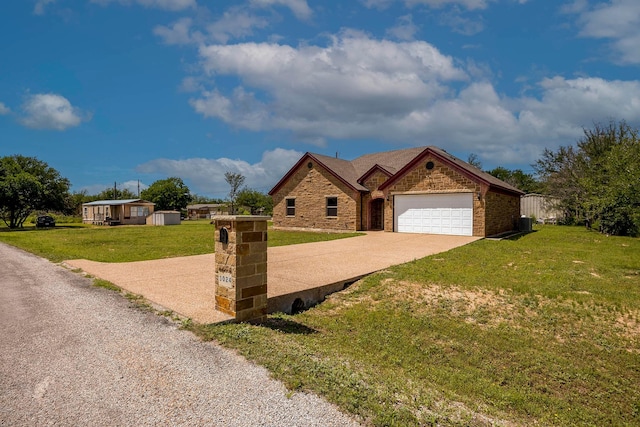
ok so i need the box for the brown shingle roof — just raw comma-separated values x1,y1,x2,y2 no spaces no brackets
269,146,524,196
309,153,369,192
351,146,427,177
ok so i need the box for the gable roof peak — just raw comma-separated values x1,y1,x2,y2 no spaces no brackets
270,145,524,197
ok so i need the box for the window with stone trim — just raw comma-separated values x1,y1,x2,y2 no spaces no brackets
286,198,295,216
326,197,338,217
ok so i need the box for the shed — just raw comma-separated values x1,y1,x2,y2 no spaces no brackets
187,204,229,219
147,210,181,226
521,194,563,223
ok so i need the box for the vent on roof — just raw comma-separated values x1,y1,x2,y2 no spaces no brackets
307,162,313,169
426,161,435,170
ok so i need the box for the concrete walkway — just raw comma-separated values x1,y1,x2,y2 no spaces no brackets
64,232,479,324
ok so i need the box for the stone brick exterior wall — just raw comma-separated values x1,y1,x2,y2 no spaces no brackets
361,170,390,230
214,217,268,323
272,153,521,237
484,191,520,236
272,163,360,231
382,156,485,236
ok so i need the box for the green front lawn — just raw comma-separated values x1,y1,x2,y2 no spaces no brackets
190,226,640,426
3,219,638,425
0,220,362,263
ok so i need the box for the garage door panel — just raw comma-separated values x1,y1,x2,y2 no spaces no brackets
395,194,473,236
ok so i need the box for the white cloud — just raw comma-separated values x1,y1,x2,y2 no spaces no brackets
0,102,10,115
194,31,467,130
569,0,640,64
184,30,640,166
439,8,484,35
179,76,203,92
137,148,303,196
20,93,89,131
362,0,492,11
78,180,148,197
519,76,640,132
397,76,640,163
250,0,313,20
206,8,270,44
154,17,202,45
191,31,465,144
561,0,588,14
406,0,491,10
121,180,148,194
386,14,419,40
153,8,272,45
34,0,56,15
90,0,196,11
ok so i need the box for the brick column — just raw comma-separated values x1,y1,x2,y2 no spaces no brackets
214,216,269,323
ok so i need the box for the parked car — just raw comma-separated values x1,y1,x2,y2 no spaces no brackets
36,215,56,228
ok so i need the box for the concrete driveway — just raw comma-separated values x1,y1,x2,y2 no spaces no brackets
65,232,479,323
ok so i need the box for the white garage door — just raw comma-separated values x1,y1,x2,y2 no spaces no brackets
394,193,473,236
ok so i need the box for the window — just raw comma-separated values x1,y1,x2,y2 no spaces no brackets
130,206,149,217
286,198,295,216
326,197,338,217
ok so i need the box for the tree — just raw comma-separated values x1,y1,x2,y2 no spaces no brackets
534,120,640,235
467,153,482,169
191,194,224,204
487,167,541,194
140,177,192,211
593,130,640,235
94,187,137,201
224,172,245,214
236,188,273,215
66,190,91,216
0,155,70,228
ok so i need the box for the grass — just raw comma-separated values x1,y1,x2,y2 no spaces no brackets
0,219,362,263
3,219,638,425
188,226,640,426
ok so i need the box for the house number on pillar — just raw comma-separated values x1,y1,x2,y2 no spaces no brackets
218,272,233,287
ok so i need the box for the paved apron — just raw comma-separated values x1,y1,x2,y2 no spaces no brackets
65,232,479,323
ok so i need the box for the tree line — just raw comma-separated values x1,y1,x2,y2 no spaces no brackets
1,119,638,234
0,161,272,228
533,120,640,236
468,120,639,235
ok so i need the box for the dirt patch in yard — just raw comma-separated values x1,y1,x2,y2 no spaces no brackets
325,277,640,344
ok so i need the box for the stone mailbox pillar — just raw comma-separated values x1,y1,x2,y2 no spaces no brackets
214,216,269,323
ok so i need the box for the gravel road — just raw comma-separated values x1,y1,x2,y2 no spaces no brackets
0,242,358,426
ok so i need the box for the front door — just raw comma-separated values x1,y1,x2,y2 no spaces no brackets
370,199,384,230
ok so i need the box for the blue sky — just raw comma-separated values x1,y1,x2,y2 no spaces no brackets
1,0,640,198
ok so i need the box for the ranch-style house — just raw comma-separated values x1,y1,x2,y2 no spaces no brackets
269,146,524,237
82,199,155,226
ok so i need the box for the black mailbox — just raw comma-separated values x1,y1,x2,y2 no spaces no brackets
220,227,229,245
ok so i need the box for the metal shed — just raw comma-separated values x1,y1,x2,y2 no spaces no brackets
147,210,181,226
520,194,563,223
